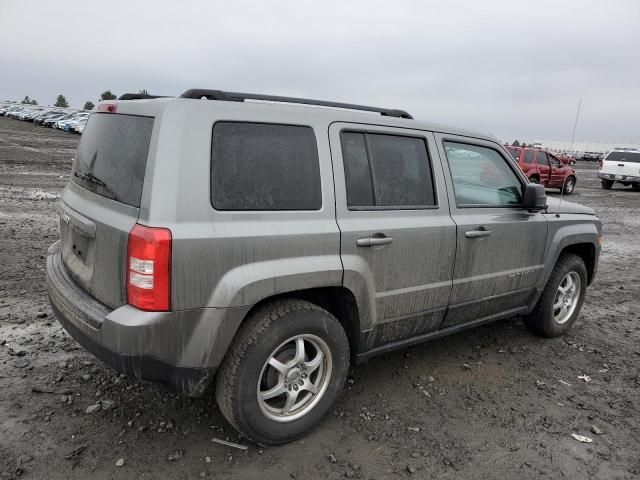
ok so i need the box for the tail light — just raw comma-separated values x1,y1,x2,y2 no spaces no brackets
127,224,172,311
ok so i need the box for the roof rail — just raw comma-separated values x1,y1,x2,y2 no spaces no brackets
118,93,170,100
178,89,413,119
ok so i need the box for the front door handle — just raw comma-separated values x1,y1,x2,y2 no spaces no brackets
465,229,492,238
357,234,393,247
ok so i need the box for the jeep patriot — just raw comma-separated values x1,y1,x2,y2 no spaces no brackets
47,89,602,444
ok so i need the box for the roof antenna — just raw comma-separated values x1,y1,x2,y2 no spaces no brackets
557,98,582,217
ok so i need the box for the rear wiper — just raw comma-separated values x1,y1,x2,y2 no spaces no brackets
73,170,123,203
74,170,106,187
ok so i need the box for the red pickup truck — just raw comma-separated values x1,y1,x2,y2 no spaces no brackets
506,147,577,194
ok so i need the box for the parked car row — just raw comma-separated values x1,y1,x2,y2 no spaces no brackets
0,102,91,134
577,151,605,162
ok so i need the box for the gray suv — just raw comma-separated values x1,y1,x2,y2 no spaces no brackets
47,89,601,444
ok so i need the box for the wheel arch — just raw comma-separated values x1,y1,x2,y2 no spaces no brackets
559,242,597,285
539,222,600,293
239,287,362,359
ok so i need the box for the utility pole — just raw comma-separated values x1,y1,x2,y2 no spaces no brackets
569,98,582,153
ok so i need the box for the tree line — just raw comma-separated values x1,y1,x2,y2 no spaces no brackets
14,89,147,111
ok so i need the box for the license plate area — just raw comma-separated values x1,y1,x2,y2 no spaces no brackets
69,228,90,263
58,203,96,287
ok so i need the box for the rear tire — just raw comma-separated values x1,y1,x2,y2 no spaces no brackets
601,179,613,190
215,299,350,445
529,176,540,184
523,253,587,338
562,176,576,195
632,184,640,192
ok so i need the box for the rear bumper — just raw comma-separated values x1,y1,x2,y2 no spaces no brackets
598,173,640,183
46,241,249,396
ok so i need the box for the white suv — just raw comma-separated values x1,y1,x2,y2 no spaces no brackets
599,149,640,190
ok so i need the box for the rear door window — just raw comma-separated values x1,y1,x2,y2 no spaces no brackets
341,132,436,209
211,122,321,211
72,113,154,207
341,132,374,207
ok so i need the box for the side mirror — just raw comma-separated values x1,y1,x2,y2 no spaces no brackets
522,183,547,211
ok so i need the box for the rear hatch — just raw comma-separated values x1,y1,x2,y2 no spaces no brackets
601,151,640,179
58,112,154,309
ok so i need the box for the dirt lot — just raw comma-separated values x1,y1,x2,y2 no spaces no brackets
1,115,639,480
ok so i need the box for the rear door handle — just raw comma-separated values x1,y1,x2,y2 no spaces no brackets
356,235,393,247
465,229,492,238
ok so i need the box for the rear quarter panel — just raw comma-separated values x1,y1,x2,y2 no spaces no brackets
139,101,342,310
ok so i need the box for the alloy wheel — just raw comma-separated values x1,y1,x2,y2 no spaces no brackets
552,271,581,324
257,334,332,422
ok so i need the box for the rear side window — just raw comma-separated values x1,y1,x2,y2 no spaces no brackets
524,149,535,164
211,122,321,211
72,113,154,208
341,132,436,209
605,151,640,163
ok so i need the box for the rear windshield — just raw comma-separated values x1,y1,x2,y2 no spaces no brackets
71,113,154,207
605,151,640,163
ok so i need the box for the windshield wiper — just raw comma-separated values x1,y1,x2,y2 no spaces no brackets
73,170,123,203
74,170,106,187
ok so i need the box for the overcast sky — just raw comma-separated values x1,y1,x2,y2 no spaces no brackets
1,0,638,143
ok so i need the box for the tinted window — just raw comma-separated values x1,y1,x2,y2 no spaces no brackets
605,151,640,163
72,113,154,207
211,122,321,211
341,132,374,207
444,142,523,206
524,149,535,164
341,132,436,208
368,134,435,207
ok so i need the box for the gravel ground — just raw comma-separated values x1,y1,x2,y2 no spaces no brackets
1,116,639,480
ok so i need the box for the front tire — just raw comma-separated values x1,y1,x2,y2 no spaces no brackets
632,183,640,192
215,299,350,445
562,176,576,195
523,253,587,338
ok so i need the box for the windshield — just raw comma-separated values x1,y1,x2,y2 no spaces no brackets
506,147,520,160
